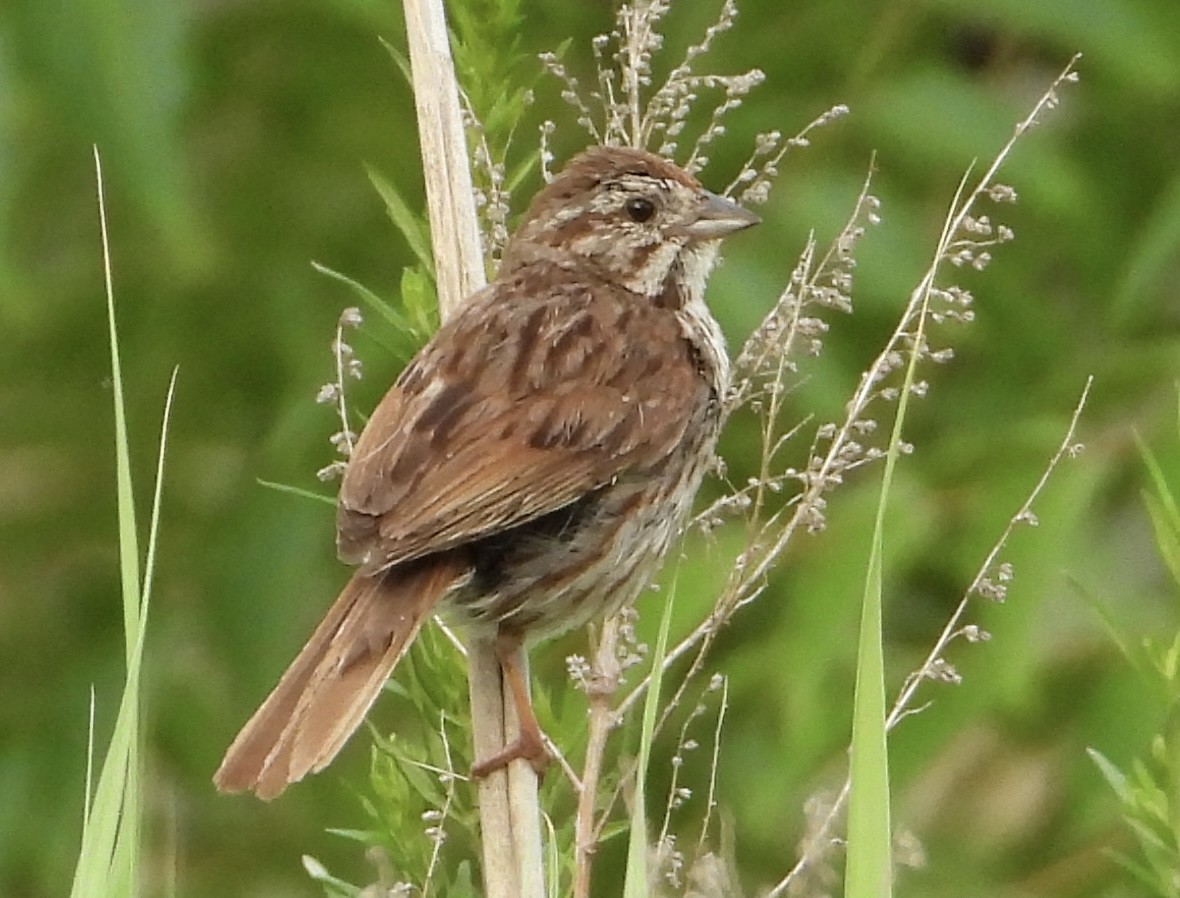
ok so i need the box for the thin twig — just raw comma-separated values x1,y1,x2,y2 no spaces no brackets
696,675,728,856
331,315,356,458
887,375,1093,730
573,618,622,898
421,712,459,894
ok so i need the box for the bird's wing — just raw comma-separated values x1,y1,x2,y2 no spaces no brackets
337,273,712,571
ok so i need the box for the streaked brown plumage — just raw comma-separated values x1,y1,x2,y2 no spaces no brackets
214,146,759,799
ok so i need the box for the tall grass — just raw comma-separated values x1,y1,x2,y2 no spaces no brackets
70,149,177,898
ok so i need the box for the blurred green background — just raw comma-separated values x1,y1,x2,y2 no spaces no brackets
3,0,1179,895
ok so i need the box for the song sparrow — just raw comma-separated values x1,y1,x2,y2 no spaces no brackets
214,146,759,799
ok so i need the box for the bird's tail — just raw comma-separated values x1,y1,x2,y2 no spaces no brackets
214,556,463,799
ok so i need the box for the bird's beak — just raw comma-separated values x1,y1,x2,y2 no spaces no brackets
685,190,761,241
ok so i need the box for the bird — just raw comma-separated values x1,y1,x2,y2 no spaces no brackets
214,145,759,799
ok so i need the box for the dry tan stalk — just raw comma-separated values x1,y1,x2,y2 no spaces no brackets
402,1,544,896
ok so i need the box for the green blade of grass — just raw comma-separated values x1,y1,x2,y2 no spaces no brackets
72,145,141,898
623,582,678,898
72,147,177,898
845,279,947,898
846,524,892,898
96,158,142,668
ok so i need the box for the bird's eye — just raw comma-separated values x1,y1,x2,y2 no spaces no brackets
624,197,656,223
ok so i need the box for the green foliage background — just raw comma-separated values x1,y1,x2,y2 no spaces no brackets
2,0,1178,895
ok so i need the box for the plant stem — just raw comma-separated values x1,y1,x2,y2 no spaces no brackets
402,1,544,895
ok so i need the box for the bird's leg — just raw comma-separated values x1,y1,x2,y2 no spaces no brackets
471,629,550,778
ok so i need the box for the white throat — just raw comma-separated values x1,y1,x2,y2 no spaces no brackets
675,241,730,395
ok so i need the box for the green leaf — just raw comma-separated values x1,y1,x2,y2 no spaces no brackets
365,164,435,276
400,265,440,338
1136,430,1180,587
1088,748,1132,802
378,35,412,86
256,478,335,506
506,149,541,193
311,261,409,329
